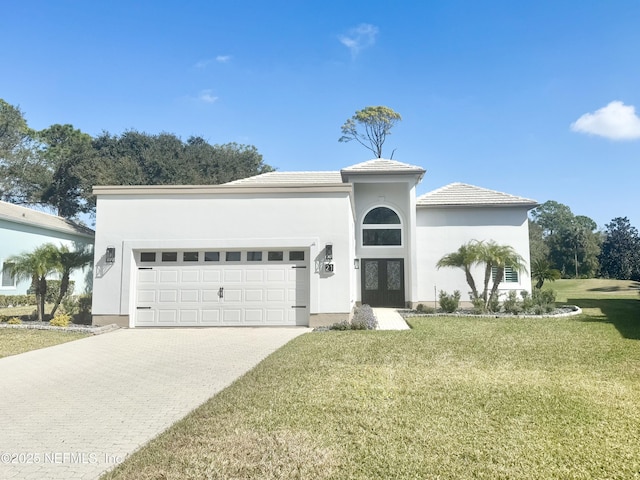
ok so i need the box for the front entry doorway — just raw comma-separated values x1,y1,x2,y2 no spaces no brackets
361,259,405,307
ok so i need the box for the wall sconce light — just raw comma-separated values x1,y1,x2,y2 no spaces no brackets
354,258,360,269
325,243,333,261
105,246,116,264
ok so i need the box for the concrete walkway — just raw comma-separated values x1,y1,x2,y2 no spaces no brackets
373,308,411,330
0,327,309,480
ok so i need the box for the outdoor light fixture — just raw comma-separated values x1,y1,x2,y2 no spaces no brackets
105,246,116,264
354,258,360,269
325,243,333,261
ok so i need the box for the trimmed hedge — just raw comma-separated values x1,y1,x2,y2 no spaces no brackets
0,295,36,308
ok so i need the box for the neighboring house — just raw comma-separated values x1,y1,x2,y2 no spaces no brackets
91,159,537,328
0,201,95,296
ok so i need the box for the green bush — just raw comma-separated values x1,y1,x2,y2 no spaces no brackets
471,296,486,314
49,314,71,327
0,295,36,307
503,291,522,315
532,289,556,313
487,293,501,313
27,280,75,303
415,303,435,314
439,290,461,313
7,317,22,325
520,291,534,312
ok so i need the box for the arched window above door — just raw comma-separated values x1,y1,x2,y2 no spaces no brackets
362,207,402,246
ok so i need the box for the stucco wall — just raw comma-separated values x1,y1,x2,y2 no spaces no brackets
92,191,356,320
415,206,532,304
0,219,94,296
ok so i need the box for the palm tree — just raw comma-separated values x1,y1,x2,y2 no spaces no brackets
481,241,527,306
436,240,484,300
531,258,561,290
6,243,59,321
437,240,528,310
50,245,93,317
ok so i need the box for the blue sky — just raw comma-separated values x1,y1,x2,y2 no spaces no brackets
2,1,639,229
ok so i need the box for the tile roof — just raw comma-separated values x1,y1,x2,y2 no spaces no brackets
0,201,95,238
417,183,537,207
340,158,426,176
223,171,343,186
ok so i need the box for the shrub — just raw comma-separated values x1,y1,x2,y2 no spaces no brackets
532,289,556,313
439,290,461,313
351,304,378,330
503,291,522,315
471,296,486,314
28,281,75,304
415,304,435,314
329,320,351,331
487,293,501,313
7,317,22,325
520,291,534,312
49,314,72,327
0,295,36,307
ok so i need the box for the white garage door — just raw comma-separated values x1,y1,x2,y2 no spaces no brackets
134,249,309,326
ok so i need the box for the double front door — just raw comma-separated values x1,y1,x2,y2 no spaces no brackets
361,259,405,308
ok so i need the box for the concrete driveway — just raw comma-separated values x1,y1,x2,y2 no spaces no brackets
0,327,309,479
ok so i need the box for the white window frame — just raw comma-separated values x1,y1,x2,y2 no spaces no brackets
1,261,17,289
491,265,519,283
361,206,403,248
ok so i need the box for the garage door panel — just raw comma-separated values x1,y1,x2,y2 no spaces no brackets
224,288,242,302
136,309,156,325
245,289,263,302
224,270,242,282
137,290,156,303
266,309,285,323
267,269,286,282
181,270,200,282
158,310,178,323
266,289,286,302
222,309,242,323
202,289,221,302
180,310,199,324
159,270,179,283
245,270,264,282
159,290,178,302
180,290,199,302
201,309,221,324
203,271,221,283
138,270,158,283
245,309,264,322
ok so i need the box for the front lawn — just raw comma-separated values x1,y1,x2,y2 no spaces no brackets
0,329,90,359
103,280,640,479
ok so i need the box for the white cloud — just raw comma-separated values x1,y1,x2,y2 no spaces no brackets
338,23,379,57
571,101,640,140
194,59,212,68
194,55,231,68
198,89,218,104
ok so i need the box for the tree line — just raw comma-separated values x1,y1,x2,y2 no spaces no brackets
530,200,640,282
0,99,274,219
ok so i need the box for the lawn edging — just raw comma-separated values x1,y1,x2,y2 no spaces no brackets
400,305,582,319
0,322,119,335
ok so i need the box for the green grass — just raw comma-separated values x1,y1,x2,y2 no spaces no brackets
0,329,90,359
103,280,640,480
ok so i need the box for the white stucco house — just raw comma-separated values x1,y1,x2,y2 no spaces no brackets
0,201,95,296
91,159,537,328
